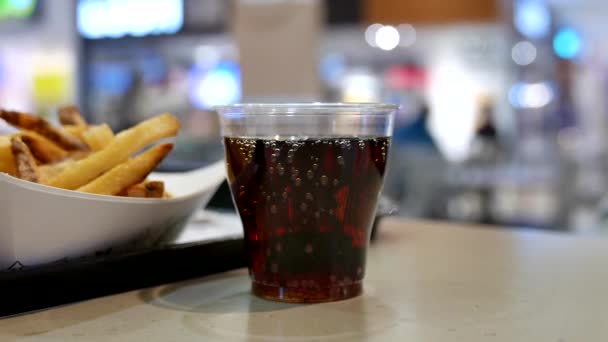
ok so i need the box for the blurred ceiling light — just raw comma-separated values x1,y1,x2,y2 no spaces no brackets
78,0,183,39
511,40,537,66
397,24,416,47
514,0,551,39
509,82,553,109
364,23,383,47
553,28,582,60
375,25,400,51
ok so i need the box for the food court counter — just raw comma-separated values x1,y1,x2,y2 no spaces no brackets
2,217,608,341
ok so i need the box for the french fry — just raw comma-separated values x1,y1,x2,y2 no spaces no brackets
20,131,68,164
48,113,180,190
39,159,76,184
121,181,165,198
0,110,88,151
121,183,148,198
66,150,92,161
10,136,39,182
58,105,87,127
78,144,173,195
144,181,165,198
63,125,88,141
0,136,16,175
2,107,179,198
81,124,114,151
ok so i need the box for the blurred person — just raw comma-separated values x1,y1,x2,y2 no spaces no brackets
384,103,446,218
471,94,501,159
476,101,497,140
468,95,501,225
393,104,438,150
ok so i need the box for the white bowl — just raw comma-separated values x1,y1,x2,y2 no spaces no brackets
0,160,226,270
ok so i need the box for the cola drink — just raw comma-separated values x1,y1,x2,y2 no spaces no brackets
225,136,390,302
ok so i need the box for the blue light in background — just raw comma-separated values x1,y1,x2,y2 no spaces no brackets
320,53,346,88
139,57,166,84
514,0,551,39
90,63,133,96
189,61,241,109
553,28,582,59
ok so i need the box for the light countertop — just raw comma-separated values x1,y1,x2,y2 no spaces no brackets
3,218,608,341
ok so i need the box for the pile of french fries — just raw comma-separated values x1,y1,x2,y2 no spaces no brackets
0,106,180,198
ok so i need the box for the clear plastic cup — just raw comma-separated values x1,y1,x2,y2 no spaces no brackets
216,103,396,303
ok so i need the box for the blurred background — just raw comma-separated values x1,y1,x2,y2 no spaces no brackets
2,0,608,233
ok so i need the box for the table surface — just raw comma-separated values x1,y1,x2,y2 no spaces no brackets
3,218,608,341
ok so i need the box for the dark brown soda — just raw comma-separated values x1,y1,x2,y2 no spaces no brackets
224,136,390,302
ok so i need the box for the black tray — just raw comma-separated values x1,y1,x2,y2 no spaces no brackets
0,211,246,317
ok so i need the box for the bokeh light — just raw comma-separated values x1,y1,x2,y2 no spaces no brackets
553,28,582,60
514,0,551,39
364,23,383,48
189,61,241,109
375,25,400,51
397,24,416,47
511,41,537,66
78,0,183,39
509,82,553,108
